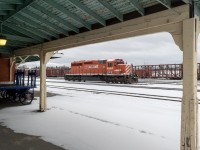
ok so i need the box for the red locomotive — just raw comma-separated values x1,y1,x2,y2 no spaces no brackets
64,59,138,83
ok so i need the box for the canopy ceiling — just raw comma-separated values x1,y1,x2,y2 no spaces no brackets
0,0,198,55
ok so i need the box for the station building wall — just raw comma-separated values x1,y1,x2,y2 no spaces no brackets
0,56,15,82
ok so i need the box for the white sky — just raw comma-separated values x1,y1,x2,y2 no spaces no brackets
25,32,200,67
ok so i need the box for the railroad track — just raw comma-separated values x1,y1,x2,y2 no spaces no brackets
46,85,182,102
41,77,200,87
44,80,183,91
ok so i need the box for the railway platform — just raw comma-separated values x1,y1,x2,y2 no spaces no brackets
0,89,63,150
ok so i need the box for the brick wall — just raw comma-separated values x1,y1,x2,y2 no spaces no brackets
0,56,15,82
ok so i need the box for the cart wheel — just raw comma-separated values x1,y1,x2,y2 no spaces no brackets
6,92,18,102
20,92,33,105
0,90,6,99
2,91,7,99
0,91,3,99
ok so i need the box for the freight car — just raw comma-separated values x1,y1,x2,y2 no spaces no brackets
27,67,70,77
133,64,183,79
64,59,138,83
46,67,70,77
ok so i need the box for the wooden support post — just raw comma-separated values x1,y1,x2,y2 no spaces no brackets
9,57,15,82
181,18,198,150
39,50,46,112
171,17,199,150
39,50,54,112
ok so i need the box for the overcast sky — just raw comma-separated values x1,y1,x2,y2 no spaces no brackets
28,32,200,67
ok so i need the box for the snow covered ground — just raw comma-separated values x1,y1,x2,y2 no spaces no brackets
0,79,198,150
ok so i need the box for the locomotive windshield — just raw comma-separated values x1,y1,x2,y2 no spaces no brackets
116,59,124,64
71,63,82,66
99,60,106,64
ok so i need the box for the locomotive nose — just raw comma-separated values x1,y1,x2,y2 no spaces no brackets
124,65,132,75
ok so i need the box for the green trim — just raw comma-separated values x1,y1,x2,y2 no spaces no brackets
2,0,36,22
44,0,91,30
129,0,144,16
68,0,106,26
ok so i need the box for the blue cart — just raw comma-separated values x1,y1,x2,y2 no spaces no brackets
0,70,36,105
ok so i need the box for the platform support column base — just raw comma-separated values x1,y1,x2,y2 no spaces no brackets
39,50,54,112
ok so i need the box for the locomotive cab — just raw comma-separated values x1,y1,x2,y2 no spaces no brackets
107,59,132,75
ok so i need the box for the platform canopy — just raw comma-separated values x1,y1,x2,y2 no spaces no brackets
0,0,199,56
